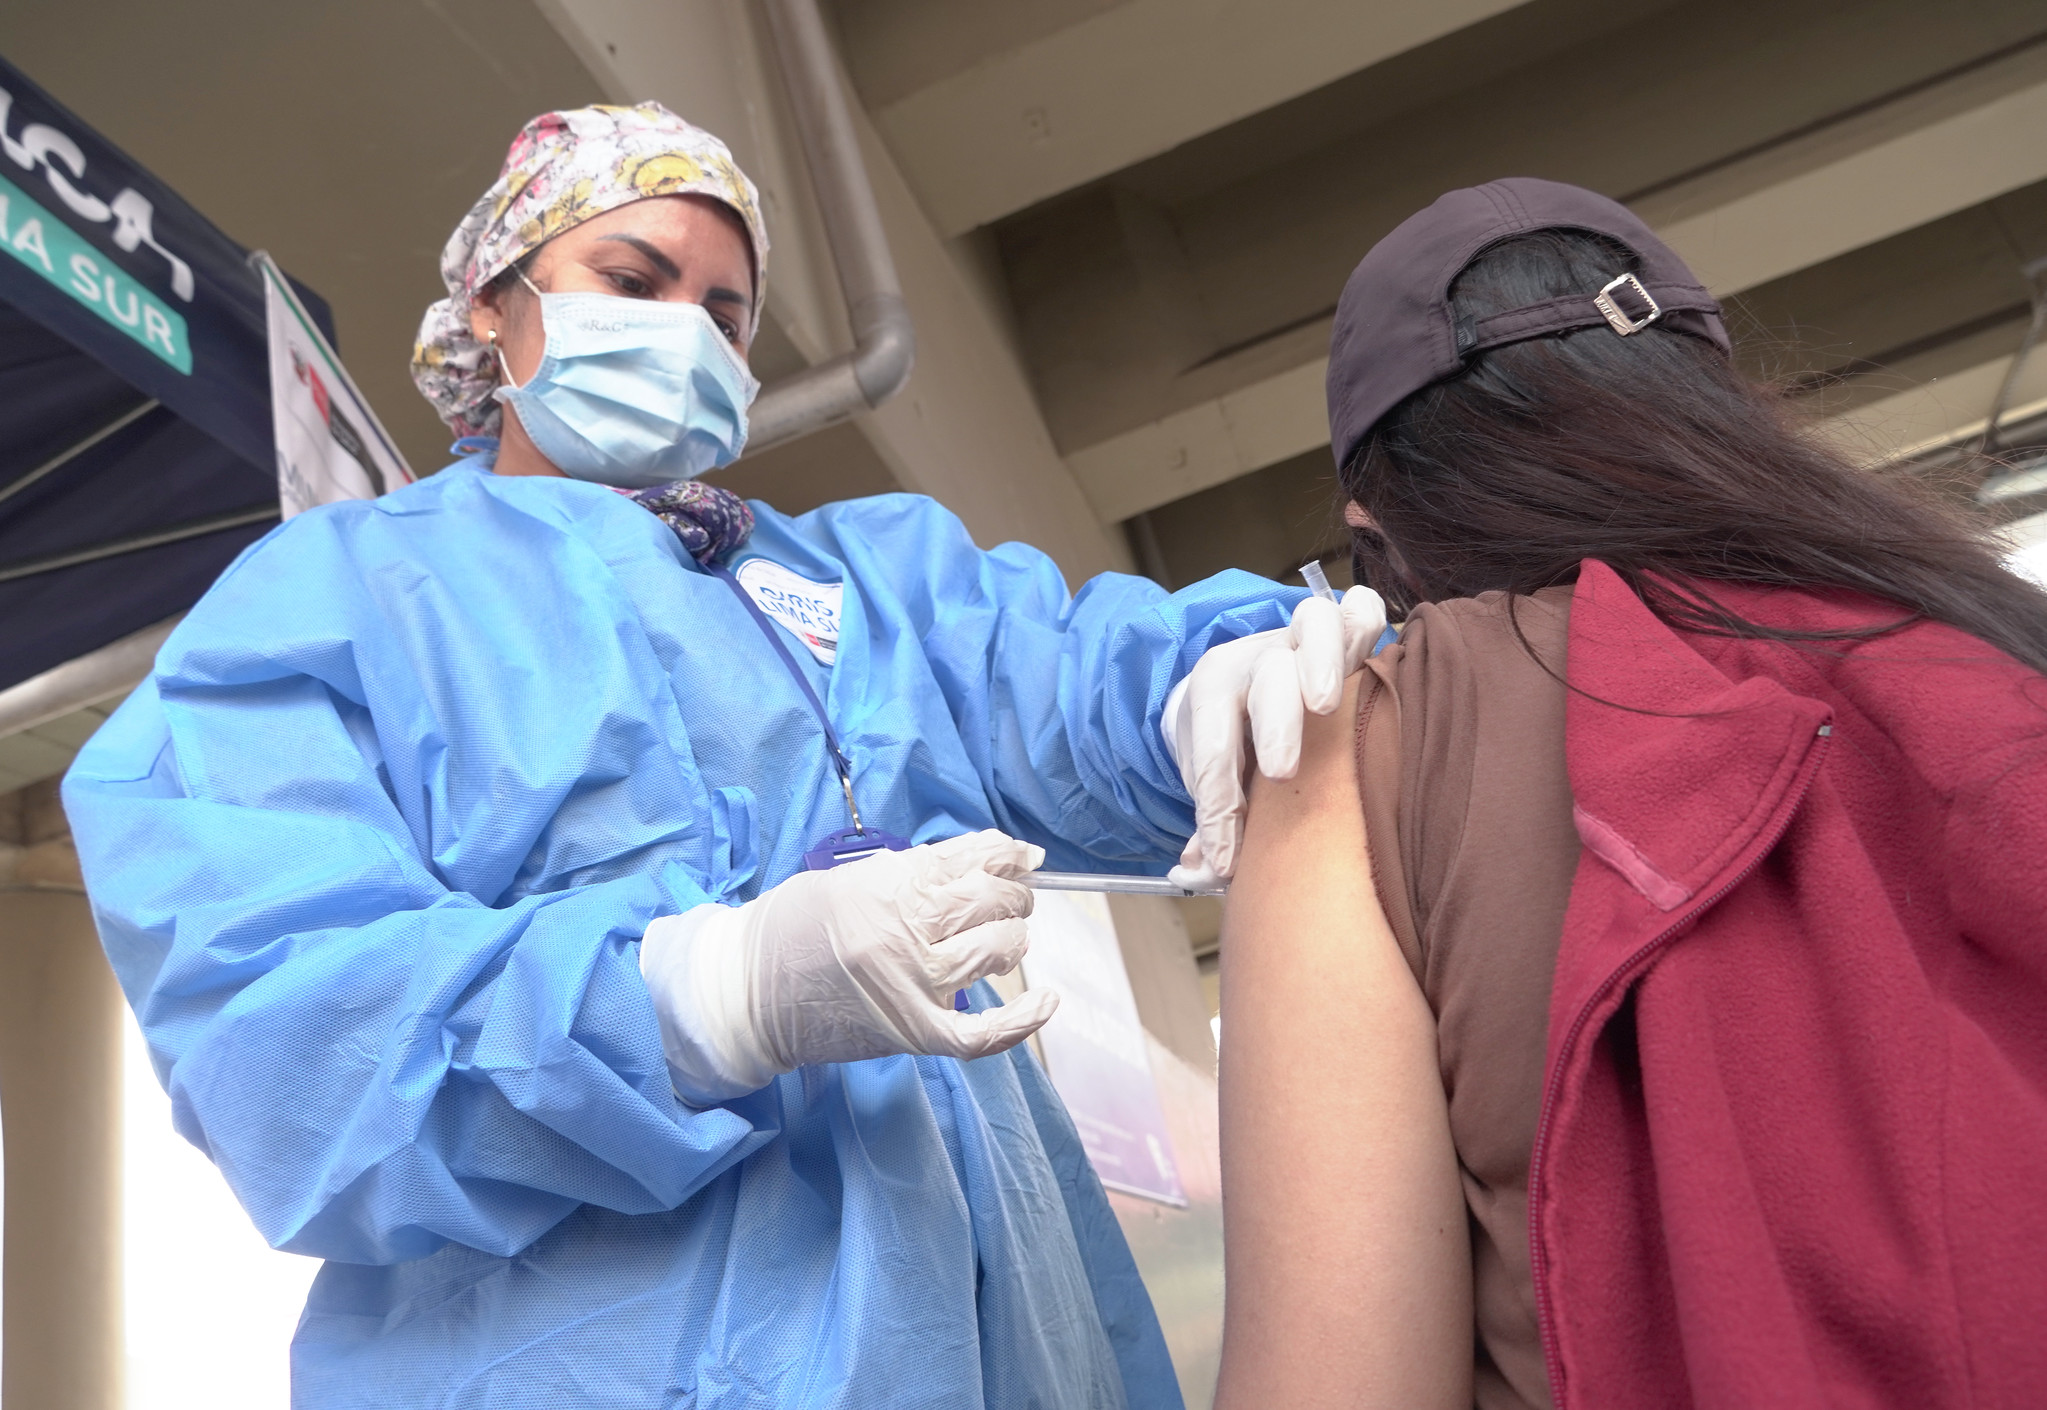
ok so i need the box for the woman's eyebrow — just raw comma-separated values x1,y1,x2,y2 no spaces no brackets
597,233,682,280
704,285,753,313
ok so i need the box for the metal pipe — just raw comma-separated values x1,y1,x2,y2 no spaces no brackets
1977,254,2047,461
0,615,181,741
748,0,915,455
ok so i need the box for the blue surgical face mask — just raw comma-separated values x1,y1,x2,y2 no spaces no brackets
493,280,760,488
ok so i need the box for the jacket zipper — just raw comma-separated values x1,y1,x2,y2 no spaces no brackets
1528,724,1832,1407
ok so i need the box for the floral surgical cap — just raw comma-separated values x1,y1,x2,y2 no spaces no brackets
410,101,769,438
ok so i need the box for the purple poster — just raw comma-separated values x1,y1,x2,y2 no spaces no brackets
1023,891,1187,1207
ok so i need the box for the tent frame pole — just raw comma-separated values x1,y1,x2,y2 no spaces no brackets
0,505,279,588
0,508,277,742
0,399,162,510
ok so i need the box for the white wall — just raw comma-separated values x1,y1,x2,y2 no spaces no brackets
121,1018,318,1410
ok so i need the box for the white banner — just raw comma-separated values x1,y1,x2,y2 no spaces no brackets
255,251,412,519
1024,891,1188,1207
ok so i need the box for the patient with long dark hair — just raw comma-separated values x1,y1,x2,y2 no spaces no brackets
1213,180,2047,1410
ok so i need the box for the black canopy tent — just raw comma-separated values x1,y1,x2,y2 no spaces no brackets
0,53,336,694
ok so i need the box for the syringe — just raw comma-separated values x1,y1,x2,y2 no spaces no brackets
1016,579,1349,905
1026,871,1226,898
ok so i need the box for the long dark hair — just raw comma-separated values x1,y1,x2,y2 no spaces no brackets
1340,229,2047,676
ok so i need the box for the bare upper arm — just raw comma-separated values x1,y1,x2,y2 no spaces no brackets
1213,673,1473,1410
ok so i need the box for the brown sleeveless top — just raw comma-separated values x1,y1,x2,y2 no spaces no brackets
1354,588,1578,1410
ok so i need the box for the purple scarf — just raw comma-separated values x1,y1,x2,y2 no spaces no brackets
623,479,755,565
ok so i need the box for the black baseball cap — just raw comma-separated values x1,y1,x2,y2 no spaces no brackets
1326,177,1728,470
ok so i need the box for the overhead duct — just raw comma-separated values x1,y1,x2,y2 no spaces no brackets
745,0,916,453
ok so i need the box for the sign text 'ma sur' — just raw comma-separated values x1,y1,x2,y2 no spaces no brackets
0,173,190,372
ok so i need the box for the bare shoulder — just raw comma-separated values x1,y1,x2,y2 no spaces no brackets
1237,673,1369,903
1245,673,1365,821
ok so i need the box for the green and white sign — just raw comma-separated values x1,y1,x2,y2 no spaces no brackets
0,170,190,373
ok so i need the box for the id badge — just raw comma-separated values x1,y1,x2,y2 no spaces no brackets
801,827,970,1012
802,826,912,872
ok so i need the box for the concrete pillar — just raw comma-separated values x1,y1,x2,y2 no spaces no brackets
1105,895,1224,1410
0,780,121,1410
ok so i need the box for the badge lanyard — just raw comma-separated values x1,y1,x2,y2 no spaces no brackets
709,562,909,864
711,563,971,1012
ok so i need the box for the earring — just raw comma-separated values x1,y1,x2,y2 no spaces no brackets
485,326,514,384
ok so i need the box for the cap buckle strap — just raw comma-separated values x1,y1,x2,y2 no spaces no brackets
1593,272,1663,335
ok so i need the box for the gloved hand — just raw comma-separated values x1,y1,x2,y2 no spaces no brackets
639,829,1061,1105
1163,585,1389,887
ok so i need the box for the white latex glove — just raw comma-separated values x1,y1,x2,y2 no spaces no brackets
639,829,1060,1105
1163,585,1389,886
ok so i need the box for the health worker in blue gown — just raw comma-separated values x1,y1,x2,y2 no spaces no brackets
63,102,1385,1409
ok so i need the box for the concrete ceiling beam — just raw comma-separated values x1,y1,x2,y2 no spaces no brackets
1643,65,2047,299
1068,360,1330,526
872,0,1538,238
1068,62,2047,524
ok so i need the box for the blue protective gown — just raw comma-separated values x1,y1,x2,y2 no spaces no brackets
64,447,1301,1409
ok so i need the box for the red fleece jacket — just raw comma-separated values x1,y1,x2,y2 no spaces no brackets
1533,562,2047,1408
